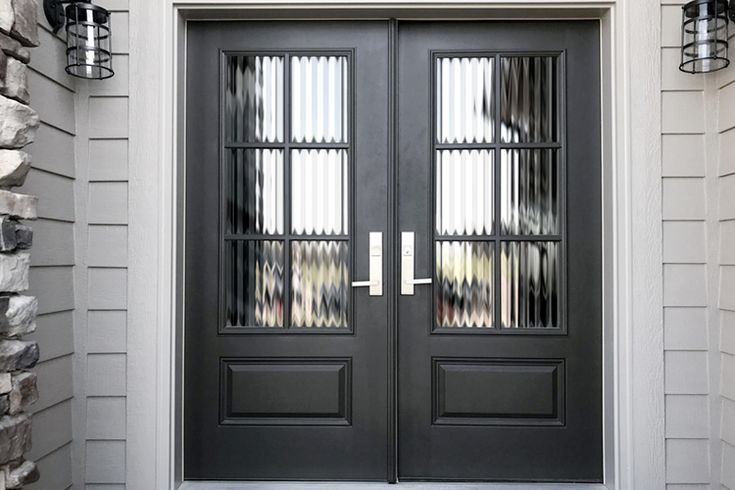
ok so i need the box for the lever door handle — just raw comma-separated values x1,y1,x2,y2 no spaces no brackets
352,280,379,288
351,232,382,296
403,278,432,286
401,232,431,295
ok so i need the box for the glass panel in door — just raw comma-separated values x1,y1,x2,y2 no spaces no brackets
223,53,351,330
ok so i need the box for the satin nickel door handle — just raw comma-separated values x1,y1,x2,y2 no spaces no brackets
351,232,383,296
401,231,432,295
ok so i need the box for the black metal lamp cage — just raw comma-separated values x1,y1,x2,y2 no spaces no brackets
43,0,114,80
680,0,735,73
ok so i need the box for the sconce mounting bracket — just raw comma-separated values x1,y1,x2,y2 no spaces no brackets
43,0,82,34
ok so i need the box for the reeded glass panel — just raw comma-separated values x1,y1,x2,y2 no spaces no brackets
291,241,349,328
291,149,348,235
225,149,284,235
436,57,495,144
291,55,348,143
436,150,494,235
226,55,284,143
224,240,285,328
500,149,559,235
435,241,494,328
500,56,557,143
500,241,560,328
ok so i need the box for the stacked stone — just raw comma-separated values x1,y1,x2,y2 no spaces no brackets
0,0,40,488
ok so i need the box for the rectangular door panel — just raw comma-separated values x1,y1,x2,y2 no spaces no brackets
433,358,564,425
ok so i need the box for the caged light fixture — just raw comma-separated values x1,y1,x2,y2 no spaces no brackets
43,0,114,80
680,0,735,73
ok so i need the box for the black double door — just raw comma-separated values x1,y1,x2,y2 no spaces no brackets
185,20,602,483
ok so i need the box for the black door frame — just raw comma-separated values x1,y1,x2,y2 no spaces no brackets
181,17,605,484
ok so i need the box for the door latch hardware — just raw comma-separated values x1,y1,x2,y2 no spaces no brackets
351,232,383,296
401,231,432,295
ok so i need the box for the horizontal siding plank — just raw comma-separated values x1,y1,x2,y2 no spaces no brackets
720,174,735,221
90,97,129,138
26,443,72,490
27,310,74,362
28,28,75,90
720,81,735,132
722,353,735,401
662,134,706,177
664,307,708,350
33,355,73,413
27,122,75,178
662,48,705,91
86,440,126,484
87,397,126,439
662,91,705,134
88,182,128,224
28,399,72,461
665,486,709,490
721,266,735,311
662,178,705,220
28,70,75,134
661,6,683,48
111,12,129,54
88,225,128,267
663,221,706,263
95,0,129,10
30,219,74,266
665,395,709,438
88,310,127,353
665,439,710,483
723,310,735,355
19,169,74,222
665,351,709,394
89,55,129,97
663,264,707,307
722,221,735,265
88,268,127,310
89,139,129,182
723,398,735,446
723,442,735,489
86,354,126,396
28,266,74,315
721,127,735,176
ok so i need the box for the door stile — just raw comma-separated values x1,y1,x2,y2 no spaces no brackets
387,18,398,484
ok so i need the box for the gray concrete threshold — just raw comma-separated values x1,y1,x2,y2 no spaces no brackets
180,483,607,490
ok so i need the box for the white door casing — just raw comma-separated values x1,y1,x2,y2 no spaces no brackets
127,1,663,488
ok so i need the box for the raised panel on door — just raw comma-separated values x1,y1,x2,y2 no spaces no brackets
397,21,602,482
185,21,390,480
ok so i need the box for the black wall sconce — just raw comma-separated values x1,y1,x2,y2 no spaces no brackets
43,0,114,80
680,0,735,73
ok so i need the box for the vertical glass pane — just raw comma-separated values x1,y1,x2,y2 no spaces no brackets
224,240,285,328
436,57,495,144
500,56,557,143
291,241,349,328
291,149,348,235
435,241,494,328
500,149,559,235
291,55,348,143
436,150,494,235
225,149,284,235
500,241,560,328
226,55,284,143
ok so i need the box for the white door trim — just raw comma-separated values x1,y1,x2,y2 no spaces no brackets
127,1,664,488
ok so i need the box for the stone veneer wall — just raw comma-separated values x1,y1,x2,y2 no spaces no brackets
0,0,41,488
